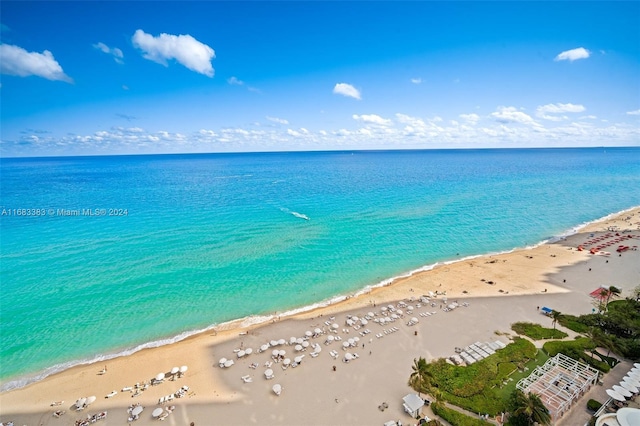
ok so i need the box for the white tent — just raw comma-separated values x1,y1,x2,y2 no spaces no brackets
617,408,640,426
606,389,626,402
620,381,639,393
613,385,632,398
402,393,424,417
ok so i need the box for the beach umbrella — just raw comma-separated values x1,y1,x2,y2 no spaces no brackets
245,348,253,355
278,350,286,357
397,310,403,315
381,307,388,312
296,338,304,345
302,341,310,348
219,357,227,366
361,319,368,325
132,406,144,416
283,358,291,366
391,313,399,319
623,376,640,387
367,312,375,317
260,344,269,352
332,323,339,329
620,381,639,393
289,337,297,345
295,344,303,352
325,335,334,342
353,336,360,342
264,369,273,378
237,350,246,358
294,355,304,363
411,317,419,323
85,396,96,405
224,360,234,368
342,341,350,349
272,349,279,357
171,367,179,375
344,353,354,361
305,331,312,337
278,339,286,346
408,305,414,311
613,385,632,398
270,340,278,347
606,389,626,402
314,328,322,335
272,384,282,395
152,408,164,418
180,365,188,373
156,373,165,381
314,345,322,353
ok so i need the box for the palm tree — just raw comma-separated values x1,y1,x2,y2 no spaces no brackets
551,310,561,330
605,286,621,308
511,389,551,425
408,357,430,394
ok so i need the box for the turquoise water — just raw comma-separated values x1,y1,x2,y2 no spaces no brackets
1,148,639,390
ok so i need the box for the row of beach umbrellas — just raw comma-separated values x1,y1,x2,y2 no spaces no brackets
605,364,640,402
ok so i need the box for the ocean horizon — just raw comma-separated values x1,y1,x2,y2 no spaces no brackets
1,147,639,391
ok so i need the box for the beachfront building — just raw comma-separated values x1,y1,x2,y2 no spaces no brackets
516,353,600,423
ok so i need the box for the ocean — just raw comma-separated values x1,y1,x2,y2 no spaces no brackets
1,147,639,391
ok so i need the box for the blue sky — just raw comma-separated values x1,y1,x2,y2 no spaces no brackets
1,1,639,157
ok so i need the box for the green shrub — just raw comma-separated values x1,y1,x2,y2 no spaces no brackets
587,399,602,412
511,322,568,340
542,338,610,372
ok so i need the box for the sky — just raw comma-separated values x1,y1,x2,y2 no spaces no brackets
0,1,639,157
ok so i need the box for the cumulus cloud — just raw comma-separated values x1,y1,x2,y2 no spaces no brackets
352,114,392,126
93,42,124,64
333,83,361,100
266,116,289,125
627,109,640,116
0,44,72,82
132,29,215,77
410,78,422,84
554,47,590,62
459,113,480,125
490,106,539,126
536,103,585,121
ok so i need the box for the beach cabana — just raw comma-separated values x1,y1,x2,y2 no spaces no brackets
402,393,424,417
540,307,553,316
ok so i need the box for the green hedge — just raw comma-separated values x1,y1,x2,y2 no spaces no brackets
431,402,489,426
543,338,610,372
587,399,602,412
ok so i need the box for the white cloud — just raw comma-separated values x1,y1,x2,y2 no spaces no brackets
536,103,585,121
410,78,422,84
490,106,539,126
352,114,392,126
93,42,124,64
627,109,640,116
266,116,289,125
0,44,72,82
554,47,590,62
132,29,215,77
333,83,361,100
228,76,244,85
459,113,480,125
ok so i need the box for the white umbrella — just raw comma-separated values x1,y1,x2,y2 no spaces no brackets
156,373,165,381
289,337,297,345
353,336,360,342
85,396,96,405
396,310,403,315
623,376,640,387
278,339,286,346
270,340,278,347
152,408,164,418
620,381,639,393
391,313,399,319
326,335,334,342
342,342,350,349
132,406,144,416
344,353,354,361
219,357,227,366
313,345,322,353
296,338,304,345
272,349,279,357
180,365,188,373
75,397,87,408
237,350,246,358
613,385,632,398
171,367,179,375
294,355,304,363
260,344,269,352
301,341,310,348
264,369,273,378
305,331,313,337
348,338,355,345
272,384,282,395
278,350,286,357
361,319,368,325
407,305,414,311
367,312,375,317
606,389,626,402
381,307,388,312
332,323,339,329
295,344,303,352
245,348,253,355
283,358,291,366
411,317,419,323
314,328,322,335
224,359,234,368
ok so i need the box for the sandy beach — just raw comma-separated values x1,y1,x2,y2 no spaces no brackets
1,207,639,426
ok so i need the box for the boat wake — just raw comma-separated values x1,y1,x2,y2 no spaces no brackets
280,208,310,221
